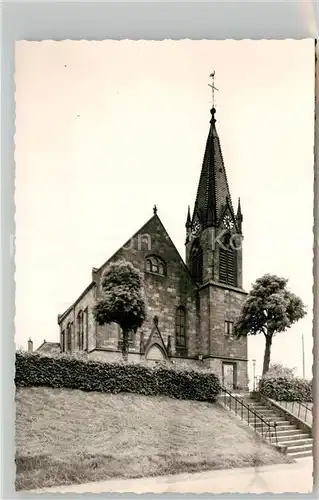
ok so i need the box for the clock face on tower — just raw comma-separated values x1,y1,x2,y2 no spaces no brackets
223,214,234,230
191,220,201,237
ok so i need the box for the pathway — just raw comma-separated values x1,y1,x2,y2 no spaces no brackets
29,457,314,494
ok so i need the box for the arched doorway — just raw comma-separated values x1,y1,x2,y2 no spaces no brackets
146,344,166,362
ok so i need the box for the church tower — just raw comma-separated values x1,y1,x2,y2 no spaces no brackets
185,103,248,390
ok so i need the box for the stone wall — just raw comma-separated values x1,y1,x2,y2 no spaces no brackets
92,215,198,357
209,285,247,359
204,357,248,390
236,359,249,390
184,225,247,366
58,284,97,352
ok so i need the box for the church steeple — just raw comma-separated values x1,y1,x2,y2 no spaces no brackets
191,106,235,231
186,90,243,290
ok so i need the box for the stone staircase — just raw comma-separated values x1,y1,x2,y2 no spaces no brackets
246,400,313,459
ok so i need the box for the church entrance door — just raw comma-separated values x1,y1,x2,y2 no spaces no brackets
222,362,236,390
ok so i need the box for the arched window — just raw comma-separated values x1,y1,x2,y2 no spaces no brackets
77,310,84,350
219,233,237,287
175,306,186,349
66,322,72,352
83,307,89,351
61,330,65,352
145,255,166,276
190,240,203,284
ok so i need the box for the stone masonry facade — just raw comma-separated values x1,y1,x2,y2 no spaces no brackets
57,106,249,391
58,216,198,361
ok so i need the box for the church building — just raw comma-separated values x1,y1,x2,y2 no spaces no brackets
57,105,249,391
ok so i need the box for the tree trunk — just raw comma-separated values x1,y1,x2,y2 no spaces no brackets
122,329,129,362
262,334,273,376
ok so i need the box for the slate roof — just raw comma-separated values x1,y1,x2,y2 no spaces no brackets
36,341,61,354
193,107,235,229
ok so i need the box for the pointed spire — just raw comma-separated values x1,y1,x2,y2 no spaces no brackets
236,198,243,220
236,197,243,233
185,206,191,228
192,106,234,230
185,205,192,244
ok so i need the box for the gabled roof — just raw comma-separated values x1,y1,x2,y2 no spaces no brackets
36,341,60,353
58,212,195,323
96,213,157,274
97,212,193,280
144,316,168,356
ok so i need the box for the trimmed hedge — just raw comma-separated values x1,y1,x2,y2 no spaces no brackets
15,352,221,403
259,376,313,402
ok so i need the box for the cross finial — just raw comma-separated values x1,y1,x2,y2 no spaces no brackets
153,205,157,215
208,71,218,108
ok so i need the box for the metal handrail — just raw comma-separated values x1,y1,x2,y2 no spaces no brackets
222,387,272,425
278,399,312,424
221,386,278,445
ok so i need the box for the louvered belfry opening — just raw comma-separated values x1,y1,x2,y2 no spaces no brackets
219,233,237,287
191,240,203,285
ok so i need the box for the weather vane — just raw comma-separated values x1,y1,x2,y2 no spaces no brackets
208,71,218,107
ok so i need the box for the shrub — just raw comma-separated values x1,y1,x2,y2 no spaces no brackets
259,376,312,402
15,352,221,403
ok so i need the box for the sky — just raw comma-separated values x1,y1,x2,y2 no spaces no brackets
15,40,314,383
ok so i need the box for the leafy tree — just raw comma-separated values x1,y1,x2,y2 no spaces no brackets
93,260,147,361
234,274,306,376
264,362,296,380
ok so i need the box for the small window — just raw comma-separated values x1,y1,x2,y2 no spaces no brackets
225,320,234,336
145,256,166,276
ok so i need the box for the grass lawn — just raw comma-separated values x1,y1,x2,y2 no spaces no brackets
16,387,291,491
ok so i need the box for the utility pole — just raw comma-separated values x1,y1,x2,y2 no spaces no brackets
302,334,305,379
